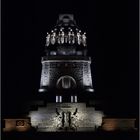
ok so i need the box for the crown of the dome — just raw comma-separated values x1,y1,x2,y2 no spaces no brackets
45,14,87,47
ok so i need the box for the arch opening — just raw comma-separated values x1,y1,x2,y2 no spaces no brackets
56,75,76,89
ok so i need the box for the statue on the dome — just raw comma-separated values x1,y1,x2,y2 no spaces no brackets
65,33,68,43
45,32,50,46
82,32,87,46
71,32,75,44
77,31,82,45
51,31,56,45
68,30,72,44
60,29,65,44
57,32,61,44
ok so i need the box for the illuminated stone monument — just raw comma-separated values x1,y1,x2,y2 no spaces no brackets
3,14,137,133
29,14,104,132
39,14,94,102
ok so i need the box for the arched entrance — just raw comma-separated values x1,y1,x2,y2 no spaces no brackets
56,75,76,89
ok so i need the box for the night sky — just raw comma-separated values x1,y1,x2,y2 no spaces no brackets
2,0,139,121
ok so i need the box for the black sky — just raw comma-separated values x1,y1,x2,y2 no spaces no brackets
2,0,139,119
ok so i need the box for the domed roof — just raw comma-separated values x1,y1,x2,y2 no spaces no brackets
45,14,87,47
